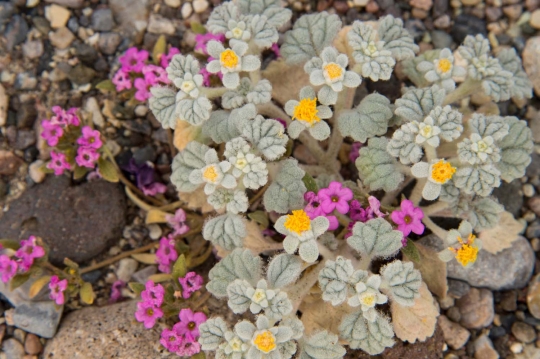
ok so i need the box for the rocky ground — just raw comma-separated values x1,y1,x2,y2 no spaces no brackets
1,0,540,358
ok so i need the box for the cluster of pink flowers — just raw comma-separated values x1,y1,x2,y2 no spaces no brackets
0,235,45,283
391,199,425,245
156,234,178,273
165,209,190,237
135,280,165,328
304,181,354,230
160,308,206,356
41,107,103,176
49,275,68,305
113,47,178,101
349,142,363,163
178,272,203,299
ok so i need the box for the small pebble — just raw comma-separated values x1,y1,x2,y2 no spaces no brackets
511,342,524,353
165,0,181,7
525,184,536,197
148,224,162,240
532,238,540,251
45,4,71,29
193,0,209,13
134,105,148,117
24,334,43,355
116,258,138,282
26,0,40,8
29,160,46,183
181,2,193,19
512,322,537,343
531,9,540,29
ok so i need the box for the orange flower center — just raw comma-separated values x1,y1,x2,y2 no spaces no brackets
284,210,311,234
220,49,239,69
430,160,456,184
324,63,343,80
293,98,320,125
437,58,452,73
253,331,276,353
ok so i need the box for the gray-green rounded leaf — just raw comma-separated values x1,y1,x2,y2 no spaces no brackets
394,85,445,123
149,87,177,129
302,331,346,359
496,117,533,183
243,116,288,161
263,159,307,213
199,317,229,350
203,213,247,250
347,218,403,258
171,141,210,192
338,94,393,142
380,260,421,307
267,253,303,289
356,137,404,192
339,311,394,355
226,279,252,314
318,256,354,306
176,97,212,126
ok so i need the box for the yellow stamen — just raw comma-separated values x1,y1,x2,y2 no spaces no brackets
284,210,311,234
253,331,276,353
360,293,376,307
293,98,320,125
324,63,343,80
203,166,219,183
451,234,478,266
220,49,239,69
430,160,456,184
437,58,452,73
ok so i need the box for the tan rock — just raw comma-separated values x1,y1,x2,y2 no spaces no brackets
0,150,22,175
461,0,482,6
438,315,471,350
45,4,70,29
49,27,75,49
474,334,499,359
531,9,540,29
456,288,494,329
0,84,7,126
410,0,433,10
523,36,540,96
528,273,540,319
24,334,43,355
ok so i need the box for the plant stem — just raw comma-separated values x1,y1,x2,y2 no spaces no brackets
358,255,372,271
424,144,437,162
421,201,450,216
249,182,270,205
256,103,292,124
202,87,228,99
442,79,482,106
410,178,426,206
299,164,330,176
381,176,414,206
422,216,448,240
249,70,261,84
80,242,159,274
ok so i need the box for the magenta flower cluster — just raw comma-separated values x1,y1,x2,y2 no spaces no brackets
135,280,165,328
41,107,104,176
166,209,190,237
112,47,178,101
49,275,68,305
304,181,354,230
160,308,207,356
391,199,425,245
0,235,45,283
178,272,203,299
156,234,178,273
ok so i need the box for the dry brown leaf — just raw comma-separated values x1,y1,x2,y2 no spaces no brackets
333,26,354,66
299,296,355,336
174,119,201,151
404,241,448,298
243,219,282,253
178,188,214,214
146,209,169,224
479,211,524,254
391,282,439,343
262,59,311,106
131,253,157,264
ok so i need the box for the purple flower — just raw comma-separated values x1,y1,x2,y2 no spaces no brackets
143,65,170,85
77,126,103,149
119,47,149,73
160,328,183,353
349,200,371,222
135,300,163,329
50,106,80,127
178,272,203,299
195,33,225,55
156,235,178,273
271,43,281,58
391,199,425,238
134,77,152,102
349,142,363,163
141,280,165,307
173,308,207,341
15,235,45,272
166,209,190,236
368,196,386,218
318,182,354,214
48,151,72,175
199,66,223,87
0,255,18,283
109,280,125,304
160,47,181,68
122,159,167,197
176,339,201,357
112,69,132,91
273,118,287,128
75,147,100,168
49,275,68,305
141,182,167,196
41,120,63,147
304,192,339,230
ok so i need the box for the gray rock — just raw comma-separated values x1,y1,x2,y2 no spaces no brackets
91,8,114,31
447,279,471,298
16,100,37,128
44,0,84,7
13,301,63,338
4,15,28,51
98,32,121,55
456,288,494,329
431,30,453,49
450,14,487,44
22,40,44,59
132,265,157,283
511,322,536,343
0,176,126,264
0,150,23,175
65,64,96,85
527,152,540,178
2,338,25,359
14,72,37,90
419,234,534,290
74,43,98,66
492,179,523,217
0,2,14,26
109,0,149,28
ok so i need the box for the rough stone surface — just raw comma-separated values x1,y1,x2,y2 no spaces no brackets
49,27,75,49
0,176,126,264
43,301,171,358
527,273,540,319
91,8,114,31
0,150,23,175
524,36,540,97
512,322,536,343
492,180,523,217
24,333,43,355
13,301,63,339
474,334,499,359
2,338,25,359
456,288,494,329
109,0,149,28
438,315,470,350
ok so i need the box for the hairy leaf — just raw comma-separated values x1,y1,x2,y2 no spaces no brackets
176,97,212,126
263,159,307,213
207,2,239,34
203,214,247,250
496,117,533,183
339,311,394,355
454,165,501,197
338,94,393,142
199,317,229,350
302,331,346,359
356,137,404,192
171,141,209,192
380,260,422,307
378,15,418,61
243,116,288,161
267,254,303,289
149,87,177,129
467,197,503,231
394,85,445,123
226,279,252,313
319,256,355,306
207,249,262,297
347,218,403,259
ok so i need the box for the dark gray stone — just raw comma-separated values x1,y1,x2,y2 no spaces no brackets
492,179,523,217
74,43,98,66
0,176,127,264
4,15,28,51
448,279,471,298
433,0,448,17
98,32,121,55
431,30,453,49
450,14,487,44
16,101,37,128
109,0,149,28
91,8,114,32
13,301,63,338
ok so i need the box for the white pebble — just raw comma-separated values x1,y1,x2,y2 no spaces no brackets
181,2,193,19
148,224,163,240
29,160,46,183
510,342,523,354
116,258,138,282
193,0,209,13
26,0,40,8
165,0,182,8
523,184,535,197
135,105,149,117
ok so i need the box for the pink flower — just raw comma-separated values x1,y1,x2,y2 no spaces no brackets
109,280,125,304
178,272,203,299
134,78,152,102
368,196,386,218
195,33,225,55
349,200,371,222
0,255,18,283
349,142,363,163
41,120,64,147
142,65,170,85
119,47,149,73
161,328,182,353
156,235,178,273
391,199,425,238
176,339,201,357
47,151,71,175
304,192,339,231
141,280,165,307
65,108,81,126
173,308,207,341
77,126,103,149
160,47,180,68
15,235,45,272
318,182,354,214
49,275,68,305
166,209,190,236
112,69,132,91
50,106,80,126
76,147,100,168
271,43,281,58
141,182,167,197
135,301,163,329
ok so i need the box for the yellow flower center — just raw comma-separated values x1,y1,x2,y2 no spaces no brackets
360,293,376,307
430,160,456,184
437,58,452,73
421,125,433,138
451,234,478,266
236,158,248,169
293,98,320,125
229,338,243,352
252,289,266,304
367,42,378,55
220,49,239,69
477,140,488,152
232,27,243,38
324,63,343,80
203,165,219,183
284,210,311,234
253,331,276,353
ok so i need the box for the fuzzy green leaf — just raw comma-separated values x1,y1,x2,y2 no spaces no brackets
318,256,355,306
203,214,246,250
171,141,210,192
243,115,288,161
380,260,422,307
149,87,177,129
338,94,393,142
356,137,404,192
454,165,501,197
176,97,212,126
302,331,346,359
378,15,418,61
467,197,503,231
267,253,303,289
199,317,229,350
263,159,307,213
496,117,533,183
394,85,445,123
347,218,403,258
339,311,394,355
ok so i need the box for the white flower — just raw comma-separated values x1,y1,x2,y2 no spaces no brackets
221,331,250,359
234,315,295,358
226,19,251,41
438,221,482,268
245,280,276,314
417,48,466,92
174,72,204,100
348,275,387,322
411,159,457,201
284,86,332,141
352,40,395,81
225,138,268,190
207,39,261,89
188,149,237,194
274,210,329,263
304,47,361,105
457,133,500,165
415,116,442,147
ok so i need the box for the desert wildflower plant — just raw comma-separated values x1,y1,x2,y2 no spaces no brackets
143,0,535,356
